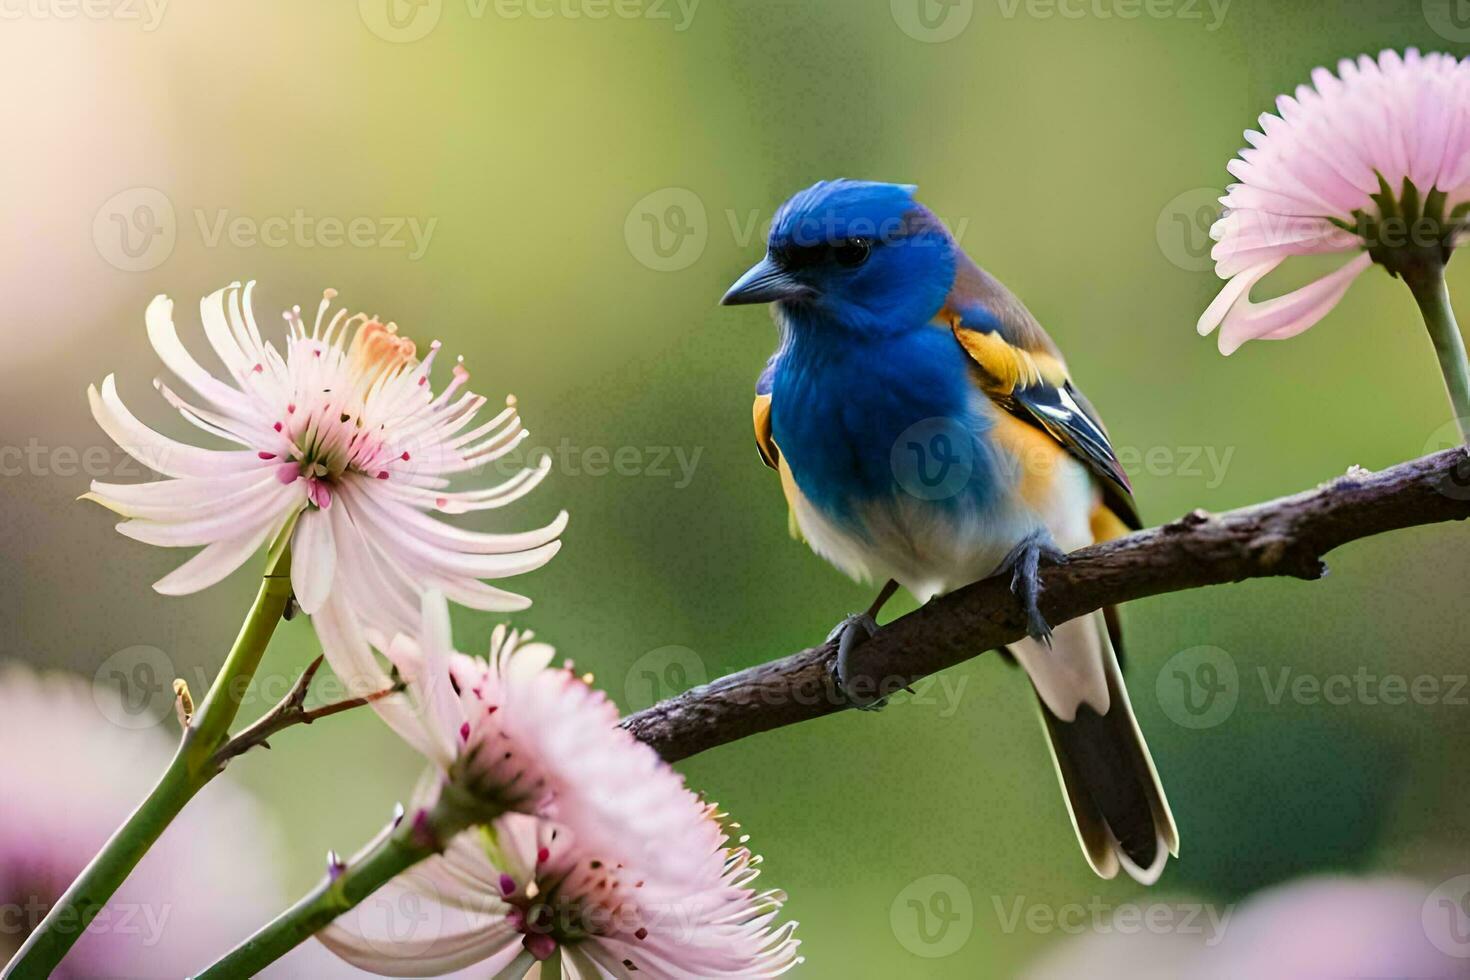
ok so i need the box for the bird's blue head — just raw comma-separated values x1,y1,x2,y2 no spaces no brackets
721,180,959,334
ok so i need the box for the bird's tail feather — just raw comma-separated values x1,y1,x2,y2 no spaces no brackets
1031,614,1178,885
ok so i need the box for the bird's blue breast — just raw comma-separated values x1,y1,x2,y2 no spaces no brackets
769,311,1002,525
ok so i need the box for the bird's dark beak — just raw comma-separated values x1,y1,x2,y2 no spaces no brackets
721,256,812,306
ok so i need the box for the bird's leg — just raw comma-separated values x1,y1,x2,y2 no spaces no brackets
998,530,1067,645
828,579,900,711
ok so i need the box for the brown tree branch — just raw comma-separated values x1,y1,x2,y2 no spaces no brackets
214,656,401,768
622,448,1470,763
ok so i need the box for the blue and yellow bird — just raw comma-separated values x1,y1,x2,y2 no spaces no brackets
722,180,1178,884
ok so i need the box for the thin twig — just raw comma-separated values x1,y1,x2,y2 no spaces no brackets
214,655,402,768
621,448,1470,763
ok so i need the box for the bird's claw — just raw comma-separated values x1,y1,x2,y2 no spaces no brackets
1000,533,1067,646
827,613,886,711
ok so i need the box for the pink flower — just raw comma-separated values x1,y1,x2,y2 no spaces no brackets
319,811,801,979
0,663,355,978
322,594,802,978
1198,49,1470,355
1019,876,1466,980
84,282,565,692
371,592,720,886
1203,875,1468,980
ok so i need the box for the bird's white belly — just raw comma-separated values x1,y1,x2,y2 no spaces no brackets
787,452,1098,603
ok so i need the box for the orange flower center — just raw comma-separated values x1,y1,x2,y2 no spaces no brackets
349,320,417,383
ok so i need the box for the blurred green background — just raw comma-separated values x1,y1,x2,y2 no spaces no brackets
3,0,1469,975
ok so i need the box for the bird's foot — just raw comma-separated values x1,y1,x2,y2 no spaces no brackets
998,532,1067,646
826,613,886,711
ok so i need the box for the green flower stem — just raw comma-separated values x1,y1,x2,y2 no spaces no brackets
197,792,478,978
537,948,563,980
3,529,295,980
493,950,541,980
1407,263,1470,444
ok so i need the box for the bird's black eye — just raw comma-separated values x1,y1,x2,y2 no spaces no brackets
784,244,829,269
833,237,873,268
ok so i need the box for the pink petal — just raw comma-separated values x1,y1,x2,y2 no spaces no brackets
377,634,456,768
198,284,260,382
326,501,421,631
413,590,467,766
312,591,403,710
1198,262,1277,337
144,294,253,418
116,480,299,548
1217,252,1374,355
290,507,337,615
151,515,287,596
316,862,519,977
153,379,259,447
89,376,258,480
84,471,279,521
350,487,568,556
1211,212,1354,278
383,457,552,514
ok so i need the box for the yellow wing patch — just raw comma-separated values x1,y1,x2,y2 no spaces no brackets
753,392,779,470
951,324,1069,396
753,392,804,541
1090,502,1133,544
949,319,1136,512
